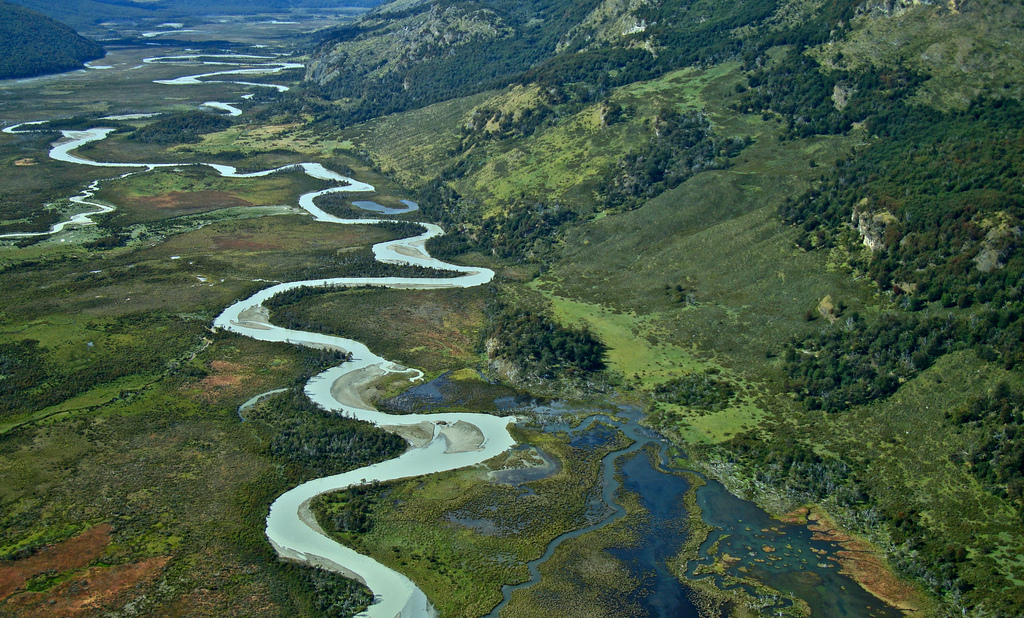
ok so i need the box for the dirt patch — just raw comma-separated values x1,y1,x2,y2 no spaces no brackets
0,524,111,600
123,191,254,221
806,509,925,612
13,158,36,166
3,556,169,617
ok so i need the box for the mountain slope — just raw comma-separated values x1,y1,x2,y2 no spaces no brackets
0,1,104,80
306,0,1024,613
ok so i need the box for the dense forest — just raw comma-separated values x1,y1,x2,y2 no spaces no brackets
244,387,407,480
304,0,869,128
0,0,103,80
128,112,234,144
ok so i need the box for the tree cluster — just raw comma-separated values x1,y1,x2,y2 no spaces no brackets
482,300,606,379
128,112,234,145
782,312,957,412
428,201,577,265
651,369,737,411
603,109,747,210
736,48,924,139
949,383,1024,513
247,388,407,480
782,99,1024,305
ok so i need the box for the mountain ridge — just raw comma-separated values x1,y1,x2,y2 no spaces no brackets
0,0,104,80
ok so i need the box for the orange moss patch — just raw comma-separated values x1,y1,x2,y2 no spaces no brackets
776,505,810,525
195,361,246,391
3,556,170,617
186,359,280,404
806,509,927,612
0,524,111,600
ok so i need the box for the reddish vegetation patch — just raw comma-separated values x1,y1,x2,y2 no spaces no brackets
125,191,254,220
0,524,112,600
188,359,278,403
806,510,925,611
3,557,170,617
196,361,245,390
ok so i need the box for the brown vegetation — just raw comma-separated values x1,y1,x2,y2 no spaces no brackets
3,557,169,617
806,510,926,612
0,524,112,600
124,191,255,220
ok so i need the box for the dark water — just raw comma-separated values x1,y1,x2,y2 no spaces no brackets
414,386,899,616
691,482,902,617
498,401,900,617
611,450,702,618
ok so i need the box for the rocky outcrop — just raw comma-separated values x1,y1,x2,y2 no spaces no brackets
307,5,511,88
972,212,1021,272
555,0,654,53
851,198,899,252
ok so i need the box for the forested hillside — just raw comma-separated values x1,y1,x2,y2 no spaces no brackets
0,1,104,80
294,0,1024,613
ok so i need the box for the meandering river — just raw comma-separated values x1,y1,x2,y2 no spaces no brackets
4,55,516,617
2,53,903,618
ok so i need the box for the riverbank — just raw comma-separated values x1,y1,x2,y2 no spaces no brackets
779,506,932,614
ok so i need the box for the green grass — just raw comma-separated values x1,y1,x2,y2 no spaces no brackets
810,0,1024,110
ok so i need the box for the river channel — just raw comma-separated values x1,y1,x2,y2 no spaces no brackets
1,53,904,617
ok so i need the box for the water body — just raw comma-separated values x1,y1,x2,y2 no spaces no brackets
477,398,901,617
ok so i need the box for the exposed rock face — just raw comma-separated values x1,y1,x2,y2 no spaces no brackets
816,295,840,323
859,0,940,19
851,198,899,252
555,0,653,53
832,82,855,110
484,336,523,384
973,212,1022,272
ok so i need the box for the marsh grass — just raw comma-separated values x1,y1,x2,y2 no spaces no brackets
313,426,631,617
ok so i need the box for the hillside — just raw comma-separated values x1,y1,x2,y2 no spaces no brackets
299,0,1024,613
0,1,104,80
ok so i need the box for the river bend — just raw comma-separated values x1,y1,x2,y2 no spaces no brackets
3,55,517,618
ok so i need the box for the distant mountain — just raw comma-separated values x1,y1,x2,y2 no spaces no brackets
0,1,104,80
